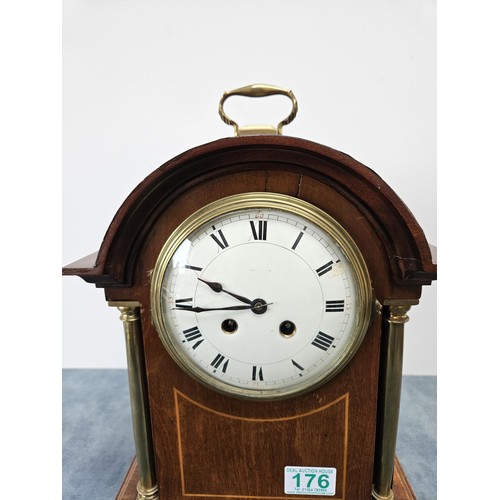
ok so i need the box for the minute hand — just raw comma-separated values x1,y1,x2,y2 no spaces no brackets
174,304,254,313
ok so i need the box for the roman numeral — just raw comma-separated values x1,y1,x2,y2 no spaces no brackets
184,264,203,272
210,229,229,249
291,230,305,250
182,326,204,349
312,331,335,351
175,297,193,308
325,300,345,312
250,220,267,240
316,260,334,276
211,354,229,373
291,359,305,375
252,366,264,381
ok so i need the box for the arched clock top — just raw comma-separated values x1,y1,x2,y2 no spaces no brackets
63,135,436,290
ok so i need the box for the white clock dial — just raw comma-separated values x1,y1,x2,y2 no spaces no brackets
151,193,372,399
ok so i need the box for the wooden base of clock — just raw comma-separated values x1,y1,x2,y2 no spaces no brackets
116,457,415,500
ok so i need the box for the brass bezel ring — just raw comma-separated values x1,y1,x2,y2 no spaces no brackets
151,192,373,400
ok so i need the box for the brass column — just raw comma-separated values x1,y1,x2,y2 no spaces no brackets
372,300,418,500
112,302,159,500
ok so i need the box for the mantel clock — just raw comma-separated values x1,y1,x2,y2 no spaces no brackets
63,84,436,500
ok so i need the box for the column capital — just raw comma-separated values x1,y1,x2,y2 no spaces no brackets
108,301,141,322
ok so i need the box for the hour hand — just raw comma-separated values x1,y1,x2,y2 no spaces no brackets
197,278,252,305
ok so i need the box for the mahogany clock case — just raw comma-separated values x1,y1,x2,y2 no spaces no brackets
63,135,436,499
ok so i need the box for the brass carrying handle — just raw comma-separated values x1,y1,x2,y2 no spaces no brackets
219,84,298,136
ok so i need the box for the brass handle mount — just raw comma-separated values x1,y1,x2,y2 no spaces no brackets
219,84,298,136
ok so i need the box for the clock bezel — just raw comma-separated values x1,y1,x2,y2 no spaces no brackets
150,192,374,400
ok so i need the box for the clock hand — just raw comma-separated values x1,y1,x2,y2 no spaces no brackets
174,301,273,314
197,278,252,305
174,304,253,313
